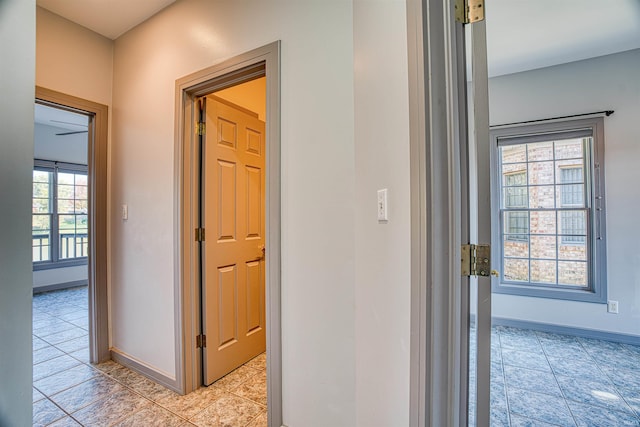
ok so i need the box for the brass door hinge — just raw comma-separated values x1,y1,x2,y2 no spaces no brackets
196,122,206,136
195,228,205,242
461,244,491,277
196,334,207,348
455,0,485,24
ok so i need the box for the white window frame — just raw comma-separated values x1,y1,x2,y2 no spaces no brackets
490,117,607,303
33,159,89,270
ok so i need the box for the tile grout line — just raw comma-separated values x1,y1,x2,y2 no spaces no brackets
535,331,578,427
33,288,263,426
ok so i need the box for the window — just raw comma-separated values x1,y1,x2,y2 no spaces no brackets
491,117,607,303
33,160,88,269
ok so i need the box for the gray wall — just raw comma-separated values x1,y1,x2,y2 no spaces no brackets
0,0,36,424
489,49,640,336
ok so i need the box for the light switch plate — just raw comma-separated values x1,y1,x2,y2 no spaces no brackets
377,189,388,222
122,204,128,220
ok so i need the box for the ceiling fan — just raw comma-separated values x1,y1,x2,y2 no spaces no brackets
55,130,88,136
51,119,88,136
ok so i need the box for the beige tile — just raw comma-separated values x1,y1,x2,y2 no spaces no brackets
93,359,120,374
232,370,267,406
246,410,268,427
100,363,147,387
244,353,266,371
33,398,66,427
71,388,151,427
189,393,263,427
214,365,261,391
156,385,225,420
127,377,177,403
50,374,123,413
113,404,193,427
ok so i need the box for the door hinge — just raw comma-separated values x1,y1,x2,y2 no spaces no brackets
196,334,207,348
455,0,485,24
461,244,491,277
196,122,206,136
195,227,205,242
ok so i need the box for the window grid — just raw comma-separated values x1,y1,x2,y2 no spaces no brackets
499,138,590,288
33,161,88,267
32,170,53,262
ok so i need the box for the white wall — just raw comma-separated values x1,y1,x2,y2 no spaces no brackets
34,265,88,289
489,49,640,337
0,0,35,424
110,0,356,424
36,7,114,107
354,0,411,425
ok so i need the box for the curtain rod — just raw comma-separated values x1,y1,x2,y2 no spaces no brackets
491,110,614,129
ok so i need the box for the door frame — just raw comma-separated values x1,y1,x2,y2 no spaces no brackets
174,42,282,425
35,87,110,364
406,1,472,425
468,18,492,427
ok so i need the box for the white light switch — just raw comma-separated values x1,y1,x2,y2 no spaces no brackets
377,189,388,222
122,204,128,220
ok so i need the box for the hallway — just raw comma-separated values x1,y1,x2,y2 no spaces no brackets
32,287,267,426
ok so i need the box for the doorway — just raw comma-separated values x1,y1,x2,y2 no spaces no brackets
176,42,282,427
34,87,109,364
466,2,640,425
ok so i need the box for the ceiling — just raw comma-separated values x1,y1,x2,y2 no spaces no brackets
35,104,88,132
36,0,176,40
36,0,640,75
486,0,640,76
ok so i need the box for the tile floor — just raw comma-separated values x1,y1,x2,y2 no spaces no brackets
32,286,267,427
470,325,640,426
35,287,640,426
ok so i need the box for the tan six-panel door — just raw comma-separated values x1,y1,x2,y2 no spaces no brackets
202,95,266,385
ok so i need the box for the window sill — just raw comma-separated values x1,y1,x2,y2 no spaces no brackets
492,281,606,304
33,258,88,271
